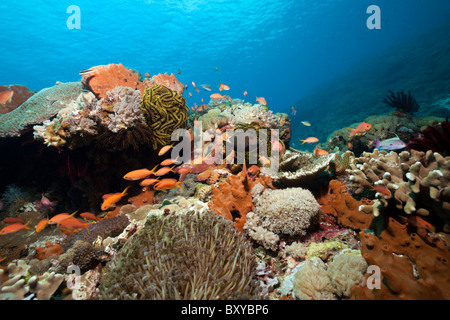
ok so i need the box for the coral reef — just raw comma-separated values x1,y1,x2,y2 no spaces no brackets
144,72,185,94
0,82,82,137
141,84,189,150
99,212,261,299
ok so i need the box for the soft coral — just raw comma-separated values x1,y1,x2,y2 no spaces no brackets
407,118,450,156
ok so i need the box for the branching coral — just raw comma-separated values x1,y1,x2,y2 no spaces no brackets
99,212,261,300
382,90,420,114
407,118,450,156
349,149,450,225
141,84,189,150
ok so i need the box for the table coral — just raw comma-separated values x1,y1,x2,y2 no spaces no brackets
262,150,334,186
0,82,82,137
351,217,450,299
141,84,189,150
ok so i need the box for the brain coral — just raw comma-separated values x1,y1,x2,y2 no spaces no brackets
141,84,189,150
99,212,260,300
0,82,82,137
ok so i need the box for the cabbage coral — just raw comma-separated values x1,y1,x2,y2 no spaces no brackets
99,212,260,300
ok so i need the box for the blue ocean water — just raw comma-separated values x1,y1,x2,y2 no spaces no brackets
1,0,449,120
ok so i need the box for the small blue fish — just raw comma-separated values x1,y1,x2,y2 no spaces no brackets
375,135,406,151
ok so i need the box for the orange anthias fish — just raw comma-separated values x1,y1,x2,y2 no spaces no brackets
188,92,192,97
0,90,13,104
313,147,329,157
48,211,78,225
192,82,200,93
0,222,32,235
80,212,102,222
154,165,177,177
139,178,160,187
158,144,173,156
256,96,267,105
372,184,391,197
154,179,183,190
243,91,247,97
210,93,225,100
101,187,130,211
300,137,319,144
349,122,372,138
2,218,25,225
123,165,158,181
219,83,230,91
57,217,91,232
160,157,180,166
35,217,49,233
177,167,190,174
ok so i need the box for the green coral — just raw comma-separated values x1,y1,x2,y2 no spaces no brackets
141,84,189,150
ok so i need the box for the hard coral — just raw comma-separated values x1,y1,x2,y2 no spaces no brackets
100,212,261,300
141,84,189,150
0,82,82,137
407,118,450,156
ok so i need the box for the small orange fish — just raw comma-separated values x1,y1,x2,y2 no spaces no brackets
194,102,198,109
372,184,391,197
123,165,158,181
57,217,91,231
272,140,283,152
243,91,247,96
219,83,230,91
201,98,204,103
313,147,329,157
160,157,180,166
348,142,353,149
154,179,183,190
191,106,195,112
256,96,267,105
300,137,319,144
144,72,151,78
0,90,13,104
349,122,372,138
139,178,160,187
210,93,225,100
48,211,78,225
2,218,25,225
158,144,173,156
189,92,192,97
177,167,190,174
80,212,102,222
154,165,177,177
0,222,32,235
35,217,49,233
101,187,130,211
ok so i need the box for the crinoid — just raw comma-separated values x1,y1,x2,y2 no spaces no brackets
407,118,450,156
141,84,189,150
96,123,153,152
382,90,420,114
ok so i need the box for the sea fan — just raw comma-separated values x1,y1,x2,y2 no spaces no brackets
382,90,420,114
407,118,450,156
